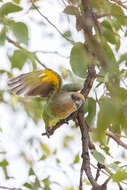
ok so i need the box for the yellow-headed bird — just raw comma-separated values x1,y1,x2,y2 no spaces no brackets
8,69,85,129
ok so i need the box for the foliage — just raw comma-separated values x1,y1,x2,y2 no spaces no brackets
0,0,127,189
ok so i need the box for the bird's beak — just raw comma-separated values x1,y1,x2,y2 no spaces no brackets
75,95,85,108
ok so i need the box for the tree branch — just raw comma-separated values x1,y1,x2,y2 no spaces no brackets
7,37,47,69
110,0,127,10
34,50,69,59
105,131,127,150
0,186,22,190
97,13,127,19
118,183,124,190
31,0,74,44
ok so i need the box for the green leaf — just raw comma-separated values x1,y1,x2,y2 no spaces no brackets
111,4,126,26
83,98,96,125
40,154,47,160
93,150,105,164
0,27,7,46
112,169,127,182
101,21,116,44
56,158,60,164
102,42,116,65
22,98,43,123
43,177,51,190
0,69,13,77
0,159,8,167
63,135,74,148
119,53,127,64
13,0,20,4
24,183,33,189
70,42,91,78
108,162,120,171
63,30,71,38
96,97,116,141
0,90,4,102
34,177,41,189
73,153,80,164
29,168,35,176
0,151,6,154
0,2,22,16
9,50,28,70
101,145,111,156
40,143,50,155
11,22,28,45
63,5,79,16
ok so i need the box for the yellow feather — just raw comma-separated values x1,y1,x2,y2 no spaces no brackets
41,69,61,89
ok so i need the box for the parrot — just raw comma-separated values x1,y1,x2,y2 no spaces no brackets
8,69,85,130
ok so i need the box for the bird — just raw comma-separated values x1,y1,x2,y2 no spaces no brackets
8,68,85,130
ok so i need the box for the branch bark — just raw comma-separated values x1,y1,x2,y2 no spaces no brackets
106,131,127,150
7,37,47,69
0,186,22,190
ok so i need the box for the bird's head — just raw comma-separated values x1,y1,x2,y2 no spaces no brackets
71,92,85,109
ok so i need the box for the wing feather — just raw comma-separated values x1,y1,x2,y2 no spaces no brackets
8,69,61,97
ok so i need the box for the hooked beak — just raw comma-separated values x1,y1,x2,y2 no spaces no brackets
75,97,84,108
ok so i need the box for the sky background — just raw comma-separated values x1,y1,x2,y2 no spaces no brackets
0,0,127,190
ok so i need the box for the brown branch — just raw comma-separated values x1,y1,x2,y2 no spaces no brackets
42,117,70,137
91,163,110,177
79,163,84,190
40,0,110,189
97,13,127,19
106,131,127,150
110,0,127,10
7,37,47,69
118,183,124,190
31,0,74,44
34,50,69,59
0,186,22,190
95,163,105,182
77,109,101,189
81,65,96,97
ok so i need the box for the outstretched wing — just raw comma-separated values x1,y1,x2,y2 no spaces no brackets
8,69,62,97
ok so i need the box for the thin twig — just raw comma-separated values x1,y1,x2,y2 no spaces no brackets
106,131,127,150
7,37,47,69
110,0,127,10
95,163,105,182
118,183,124,190
33,54,47,69
0,186,22,190
31,0,74,44
97,13,127,19
79,163,84,190
34,50,69,59
90,163,110,177
7,37,24,50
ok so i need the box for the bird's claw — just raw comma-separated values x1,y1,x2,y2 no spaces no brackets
64,119,69,125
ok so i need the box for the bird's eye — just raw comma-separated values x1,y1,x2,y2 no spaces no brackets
71,94,76,101
75,99,82,108
71,94,83,108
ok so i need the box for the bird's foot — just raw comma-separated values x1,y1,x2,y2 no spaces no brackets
42,127,52,138
46,127,51,138
64,119,69,125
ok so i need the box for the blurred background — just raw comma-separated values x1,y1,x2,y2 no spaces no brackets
0,0,127,190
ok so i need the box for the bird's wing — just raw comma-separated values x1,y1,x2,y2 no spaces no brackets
8,69,62,97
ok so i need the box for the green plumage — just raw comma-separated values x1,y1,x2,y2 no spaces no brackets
8,69,85,130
